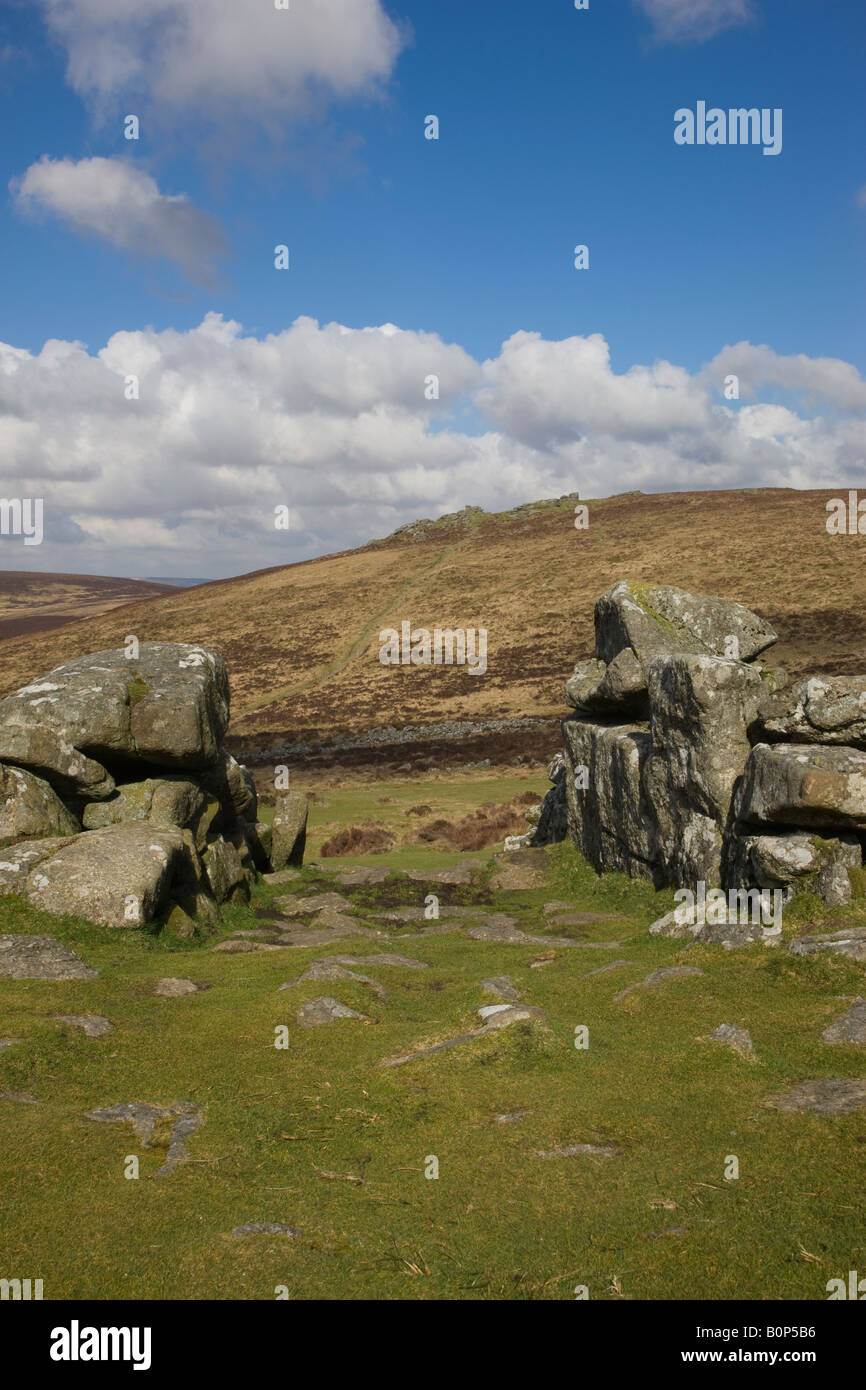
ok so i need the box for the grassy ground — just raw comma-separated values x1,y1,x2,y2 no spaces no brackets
1,775,865,1301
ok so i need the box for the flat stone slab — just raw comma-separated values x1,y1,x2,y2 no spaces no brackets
822,1000,866,1045
0,1038,21,1051
702,1023,755,1058
232,1223,300,1239
0,1089,42,1104
494,1110,533,1125
279,960,386,998
765,1078,866,1115
613,965,705,1002
260,869,303,885
380,1031,483,1067
332,953,428,971
84,1101,203,1176
211,939,287,953
534,1143,619,1159
383,905,492,923
0,934,98,980
53,1013,112,1037
297,996,368,1027
332,866,391,886
403,861,485,886
581,960,634,977
477,1004,544,1029
481,975,521,1002
153,978,211,997
274,892,353,917
789,927,866,962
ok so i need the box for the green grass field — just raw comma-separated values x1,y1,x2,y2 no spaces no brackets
1,776,865,1301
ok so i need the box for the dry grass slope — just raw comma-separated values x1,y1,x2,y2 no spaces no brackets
0,489,862,746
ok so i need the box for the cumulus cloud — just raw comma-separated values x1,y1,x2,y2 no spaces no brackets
704,342,866,413
478,331,711,446
10,156,228,286
633,0,755,43
38,0,406,130
0,314,863,578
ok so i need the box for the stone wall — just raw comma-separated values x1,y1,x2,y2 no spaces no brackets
530,582,866,908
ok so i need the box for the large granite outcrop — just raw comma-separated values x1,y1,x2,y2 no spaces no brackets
526,581,865,908
0,642,306,930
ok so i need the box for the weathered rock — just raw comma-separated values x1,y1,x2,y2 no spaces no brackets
0,723,114,800
788,926,866,963
0,762,78,846
297,996,368,1027
562,716,660,880
275,892,352,917
757,675,866,750
594,581,777,669
566,649,648,717
734,743,866,831
404,860,485,886
0,837,71,895
270,792,308,870
279,960,386,998
0,934,98,980
153,977,210,997
648,893,782,947
82,776,214,849
203,836,249,905
704,1023,755,1057
24,824,196,927
332,953,428,970
199,749,257,825
161,902,198,939
333,865,390,886
613,965,704,1002
764,1078,866,1116
477,1003,544,1029
722,828,861,906
245,821,273,871
0,643,229,774
528,753,568,847
53,1014,112,1038
581,959,634,977
822,1000,866,1045
85,1100,204,1175
481,975,521,1002
645,655,766,885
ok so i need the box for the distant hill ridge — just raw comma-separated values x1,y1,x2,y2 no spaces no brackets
0,488,862,752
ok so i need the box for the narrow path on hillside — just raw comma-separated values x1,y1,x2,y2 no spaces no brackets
258,542,462,706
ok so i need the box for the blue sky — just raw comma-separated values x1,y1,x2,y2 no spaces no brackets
0,0,864,578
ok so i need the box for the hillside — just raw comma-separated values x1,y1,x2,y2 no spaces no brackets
0,571,178,642
0,489,862,759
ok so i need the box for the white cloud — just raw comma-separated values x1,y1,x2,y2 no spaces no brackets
704,342,866,412
634,0,754,43
38,0,406,128
857,185,866,209
10,156,228,286
0,315,863,578
477,331,711,446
